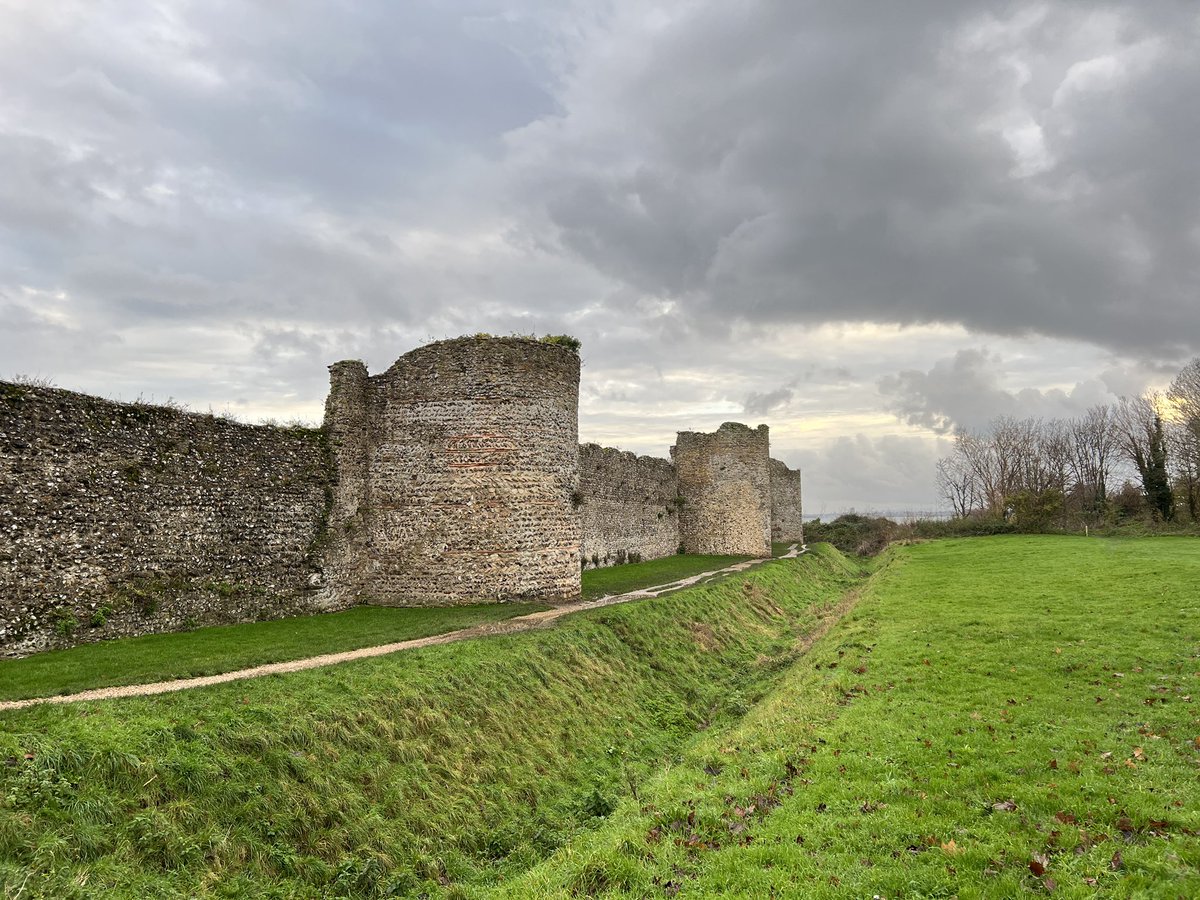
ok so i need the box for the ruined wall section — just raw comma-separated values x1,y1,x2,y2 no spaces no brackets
0,382,336,657
332,336,581,606
769,458,804,544
319,360,372,604
672,423,771,557
578,444,679,568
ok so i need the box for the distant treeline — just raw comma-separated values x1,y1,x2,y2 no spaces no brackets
936,357,1200,528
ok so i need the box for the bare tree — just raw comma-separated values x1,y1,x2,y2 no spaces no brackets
1168,358,1200,520
936,454,977,518
1067,404,1118,514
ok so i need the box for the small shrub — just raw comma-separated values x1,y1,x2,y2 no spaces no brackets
539,334,582,353
52,609,78,637
88,605,114,628
578,785,618,819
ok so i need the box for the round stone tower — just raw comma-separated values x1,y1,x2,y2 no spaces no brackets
324,336,581,605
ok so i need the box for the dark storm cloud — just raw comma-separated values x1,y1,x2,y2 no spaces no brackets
513,1,1200,357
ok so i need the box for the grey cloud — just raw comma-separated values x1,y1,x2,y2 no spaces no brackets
743,387,793,416
786,433,952,514
513,1,1200,357
879,348,1124,433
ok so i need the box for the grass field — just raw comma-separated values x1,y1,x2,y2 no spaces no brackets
495,535,1200,897
1,536,1196,898
0,603,548,702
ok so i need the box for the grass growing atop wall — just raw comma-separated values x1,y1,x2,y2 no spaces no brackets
0,603,548,702
489,535,1200,898
580,554,752,600
0,548,864,898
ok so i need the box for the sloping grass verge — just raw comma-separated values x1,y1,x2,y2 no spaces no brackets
492,535,1200,898
0,603,550,702
0,546,864,898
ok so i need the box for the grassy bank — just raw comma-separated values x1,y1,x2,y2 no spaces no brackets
0,603,550,702
494,535,1200,897
0,547,864,898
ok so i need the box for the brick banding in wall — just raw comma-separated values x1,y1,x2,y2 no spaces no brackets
1,335,804,657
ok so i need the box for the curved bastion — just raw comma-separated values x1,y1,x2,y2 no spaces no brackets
323,336,581,606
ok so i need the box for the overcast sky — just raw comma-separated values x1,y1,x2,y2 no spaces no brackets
3,1,1198,514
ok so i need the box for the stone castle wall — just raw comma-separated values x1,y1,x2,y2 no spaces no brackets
0,382,336,657
2,335,804,657
324,336,581,606
672,423,772,557
578,444,679,568
769,458,804,544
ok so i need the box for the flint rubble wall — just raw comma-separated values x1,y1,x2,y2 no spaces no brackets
578,444,679,568
769,458,804,544
323,337,581,606
0,382,335,657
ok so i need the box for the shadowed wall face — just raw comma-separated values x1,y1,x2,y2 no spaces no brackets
672,423,772,557
0,383,335,658
578,444,679,568
770,458,804,544
324,337,581,606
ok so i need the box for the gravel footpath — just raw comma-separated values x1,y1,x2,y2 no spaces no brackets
0,546,803,713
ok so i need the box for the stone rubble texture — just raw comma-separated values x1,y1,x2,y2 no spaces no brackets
578,444,680,568
672,423,773,557
322,336,581,607
0,383,336,657
1,335,803,657
770,457,806,544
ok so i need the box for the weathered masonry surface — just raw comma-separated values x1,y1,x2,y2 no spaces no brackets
578,427,802,567
1,335,803,656
0,383,336,657
324,337,581,607
770,458,805,544
578,444,679,568
672,423,773,557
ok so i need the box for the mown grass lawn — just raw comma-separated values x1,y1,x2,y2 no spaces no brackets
495,536,1200,898
0,603,548,701
580,554,752,600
